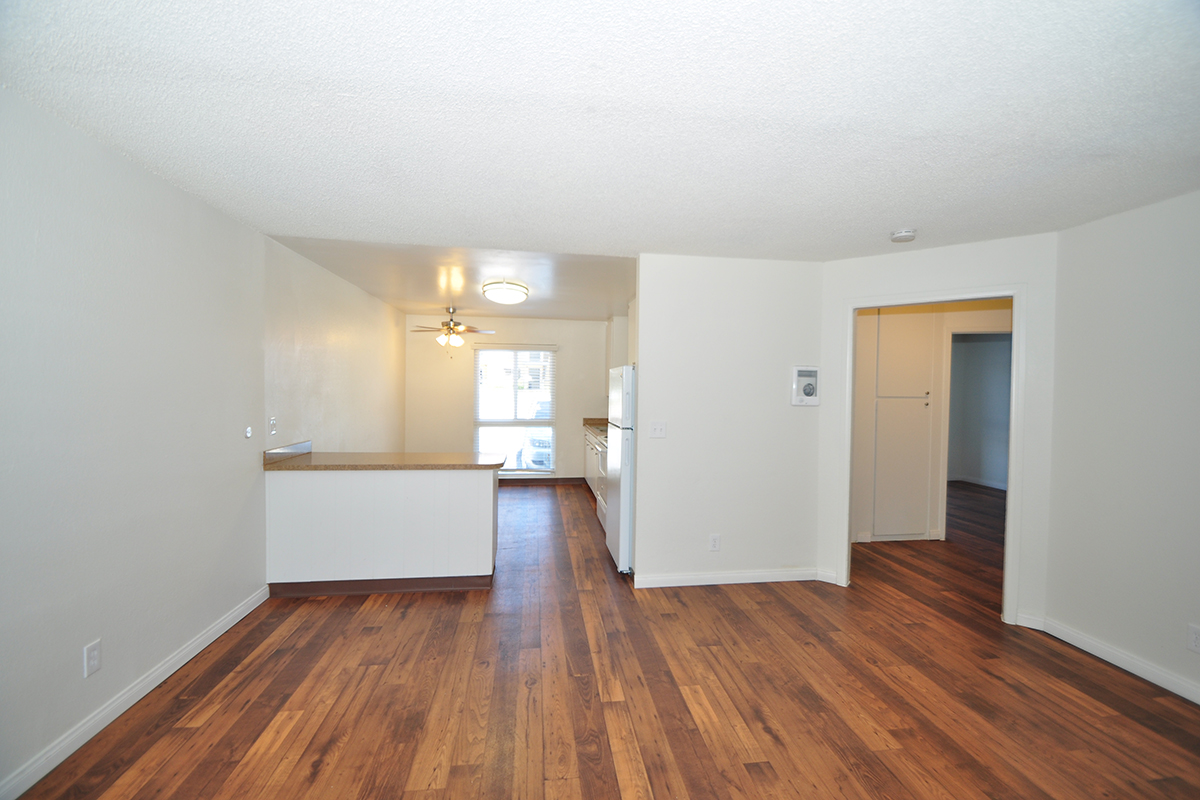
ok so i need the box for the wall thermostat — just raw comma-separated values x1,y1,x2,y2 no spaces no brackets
792,366,819,406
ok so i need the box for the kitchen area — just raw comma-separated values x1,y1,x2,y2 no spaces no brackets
583,362,636,574
583,417,608,525
263,240,640,594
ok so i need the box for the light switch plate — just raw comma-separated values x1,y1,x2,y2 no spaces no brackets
649,421,666,438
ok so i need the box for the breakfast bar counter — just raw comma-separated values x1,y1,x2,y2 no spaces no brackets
264,443,506,596
265,450,506,471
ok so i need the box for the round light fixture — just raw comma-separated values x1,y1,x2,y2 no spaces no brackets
482,279,529,305
890,229,916,243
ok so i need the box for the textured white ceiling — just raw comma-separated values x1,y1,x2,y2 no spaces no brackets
274,237,636,320
4,1,1200,275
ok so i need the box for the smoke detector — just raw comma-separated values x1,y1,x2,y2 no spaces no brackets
890,229,916,243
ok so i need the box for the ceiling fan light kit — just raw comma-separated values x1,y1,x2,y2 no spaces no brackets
412,307,495,347
482,279,529,304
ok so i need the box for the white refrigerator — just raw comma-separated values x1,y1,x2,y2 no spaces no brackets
606,365,635,573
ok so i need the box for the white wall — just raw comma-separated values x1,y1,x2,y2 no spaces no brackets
1047,190,1200,700
633,254,823,587
4,80,1196,796
817,234,1058,624
0,89,268,796
404,316,607,477
265,239,406,452
607,315,630,370
628,295,639,365
948,333,1012,489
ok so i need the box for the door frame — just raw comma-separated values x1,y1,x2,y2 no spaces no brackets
932,322,1014,545
843,286,1025,624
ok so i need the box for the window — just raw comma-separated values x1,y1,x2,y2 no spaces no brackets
475,347,556,472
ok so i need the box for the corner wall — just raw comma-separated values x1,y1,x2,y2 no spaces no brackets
1048,190,1200,700
0,88,268,796
265,240,406,452
633,254,823,587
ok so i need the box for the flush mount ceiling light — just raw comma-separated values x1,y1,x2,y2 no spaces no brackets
890,229,917,243
482,278,529,304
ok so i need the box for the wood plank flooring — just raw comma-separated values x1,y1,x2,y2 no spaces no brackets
23,482,1200,799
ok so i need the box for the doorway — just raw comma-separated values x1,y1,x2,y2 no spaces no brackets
848,299,1014,614
948,333,1012,491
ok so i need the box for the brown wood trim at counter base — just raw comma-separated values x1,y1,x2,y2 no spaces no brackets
268,575,492,597
499,476,587,486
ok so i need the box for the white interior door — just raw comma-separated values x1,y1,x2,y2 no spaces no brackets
874,397,932,537
878,309,934,397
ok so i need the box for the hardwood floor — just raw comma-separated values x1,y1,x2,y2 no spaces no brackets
24,483,1200,799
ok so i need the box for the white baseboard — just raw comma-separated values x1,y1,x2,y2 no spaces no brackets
868,532,931,542
1015,612,1046,630
815,569,841,585
1042,618,1200,706
633,568,817,589
0,586,270,800
857,529,942,543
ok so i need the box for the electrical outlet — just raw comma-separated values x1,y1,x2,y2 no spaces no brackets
269,416,277,436
709,534,720,552
1188,623,1200,654
84,639,102,678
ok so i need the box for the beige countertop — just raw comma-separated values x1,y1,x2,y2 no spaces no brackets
583,417,608,441
264,444,506,471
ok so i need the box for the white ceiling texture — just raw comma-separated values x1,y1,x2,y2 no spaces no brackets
4,1,1200,319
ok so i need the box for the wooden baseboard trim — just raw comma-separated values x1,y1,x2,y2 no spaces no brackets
500,476,587,486
268,575,492,598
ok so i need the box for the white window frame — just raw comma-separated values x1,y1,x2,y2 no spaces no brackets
474,344,557,474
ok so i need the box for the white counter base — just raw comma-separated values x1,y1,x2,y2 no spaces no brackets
266,468,499,583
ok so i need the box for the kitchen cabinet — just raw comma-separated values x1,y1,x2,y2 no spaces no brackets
585,436,597,493
584,426,607,527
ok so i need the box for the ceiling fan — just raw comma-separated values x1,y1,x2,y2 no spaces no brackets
411,307,495,347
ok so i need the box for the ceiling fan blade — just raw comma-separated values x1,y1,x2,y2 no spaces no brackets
461,327,495,334
410,327,446,332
